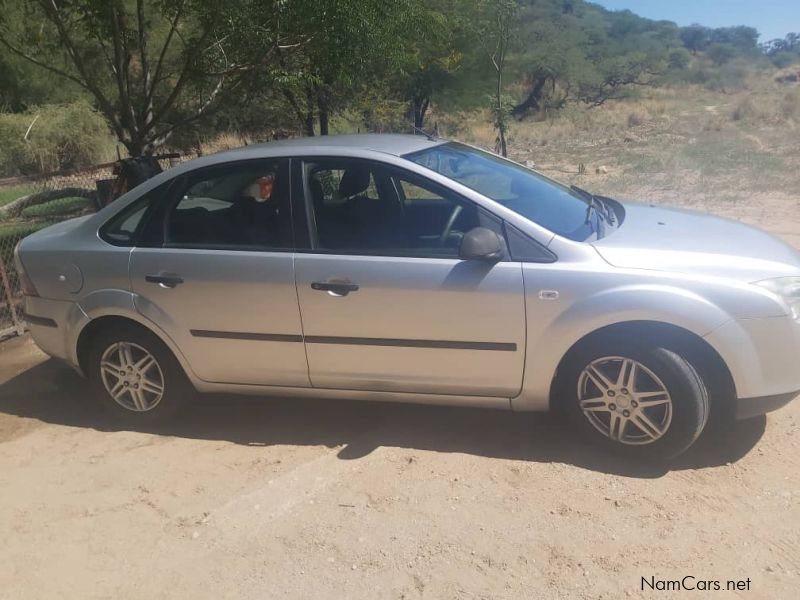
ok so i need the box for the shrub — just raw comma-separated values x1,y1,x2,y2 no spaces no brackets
772,51,799,69
0,102,117,177
626,110,647,128
706,43,737,66
780,89,800,121
702,60,755,92
356,97,408,133
731,97,758,121
667,48,691,70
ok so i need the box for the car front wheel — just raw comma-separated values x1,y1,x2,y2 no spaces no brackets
560,341,709,460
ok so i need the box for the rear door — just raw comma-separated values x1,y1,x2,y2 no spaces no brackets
293,158,526,397
129,158,310,387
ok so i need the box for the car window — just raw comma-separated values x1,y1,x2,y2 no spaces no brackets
165,160,291,250
396,179,440,204
405,142,594,241
100,183,168,246
310,168,380,205
304,159,502,258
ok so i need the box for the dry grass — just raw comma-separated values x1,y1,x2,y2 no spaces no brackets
197,132,258,155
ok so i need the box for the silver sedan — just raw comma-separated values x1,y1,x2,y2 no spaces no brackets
15,134,800,459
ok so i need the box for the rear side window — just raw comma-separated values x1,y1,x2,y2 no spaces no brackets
100,183,168,246
165,160,291,250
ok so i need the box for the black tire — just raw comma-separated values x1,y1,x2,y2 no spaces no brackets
557,338,709,461
86,322,193,425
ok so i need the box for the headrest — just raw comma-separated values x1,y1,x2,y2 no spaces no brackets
338,167,371,198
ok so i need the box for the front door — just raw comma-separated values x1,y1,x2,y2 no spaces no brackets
129,158,310,387
294,158,526,397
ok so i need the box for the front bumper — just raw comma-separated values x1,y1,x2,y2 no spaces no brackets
705,315,800,400
735,390,799,420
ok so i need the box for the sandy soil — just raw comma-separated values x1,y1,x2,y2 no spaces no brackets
1,323,799,597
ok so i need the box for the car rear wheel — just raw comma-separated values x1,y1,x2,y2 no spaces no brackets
87,323,192,425
560,340,709,460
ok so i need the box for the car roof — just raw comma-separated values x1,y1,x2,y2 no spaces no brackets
214,133,445,159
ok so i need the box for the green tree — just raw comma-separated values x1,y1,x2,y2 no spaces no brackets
511,1,668,116
275,0,427,136
475,0,518,156
393,0,465,129
707,43,737,66
667,48,691,70
710,26,759,53
0,0,303,155
680,24,710,55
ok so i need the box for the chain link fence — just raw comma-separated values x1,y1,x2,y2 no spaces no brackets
0,155,185,340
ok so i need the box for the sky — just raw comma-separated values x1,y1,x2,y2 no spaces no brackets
593,0,799,42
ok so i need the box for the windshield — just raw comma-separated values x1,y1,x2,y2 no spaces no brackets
404,142,595,241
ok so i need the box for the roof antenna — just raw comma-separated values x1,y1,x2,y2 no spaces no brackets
411,124,437,141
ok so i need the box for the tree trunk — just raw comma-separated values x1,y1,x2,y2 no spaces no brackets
304,87,316,136
319,110,329,135
495,72,507,157
304,113,316,136
318,101,330,136
412,96,430,129
124,136,151,158
512,74,550,119
0,188,96,219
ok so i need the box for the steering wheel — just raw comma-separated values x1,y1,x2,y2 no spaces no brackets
438,204,463,247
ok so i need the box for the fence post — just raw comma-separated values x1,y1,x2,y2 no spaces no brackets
0,253,24,337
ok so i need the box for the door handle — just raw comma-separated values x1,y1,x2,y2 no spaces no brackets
145,274,184,288
311,281,359,296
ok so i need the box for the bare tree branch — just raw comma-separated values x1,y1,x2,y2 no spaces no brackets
0,36,87,90
146,0,185,113
149,22,215,129
38,0,125,139
109,1,138,140
136,0,155,133
144,75,225,148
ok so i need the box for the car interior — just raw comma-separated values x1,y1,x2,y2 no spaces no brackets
306,163,482,256
167,167,288,249
126,160,491,256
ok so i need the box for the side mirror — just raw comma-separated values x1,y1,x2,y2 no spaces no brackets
459,227,504,261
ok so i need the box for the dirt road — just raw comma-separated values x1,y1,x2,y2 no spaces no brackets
1,326,798,599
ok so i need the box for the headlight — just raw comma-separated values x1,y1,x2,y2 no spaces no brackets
753,277,800,320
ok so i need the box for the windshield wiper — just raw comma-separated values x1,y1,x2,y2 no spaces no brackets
571,185,616,226
573,185,608,239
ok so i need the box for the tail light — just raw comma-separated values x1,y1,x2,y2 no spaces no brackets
13,240,38,297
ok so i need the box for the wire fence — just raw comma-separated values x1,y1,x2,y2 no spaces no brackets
0,155,185,340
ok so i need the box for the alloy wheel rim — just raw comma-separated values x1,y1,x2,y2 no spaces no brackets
577,356,673,445
100,342,165,412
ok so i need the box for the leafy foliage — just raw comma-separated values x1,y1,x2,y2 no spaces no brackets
762,33,800,68
0,101,115,175
0,0,793,172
